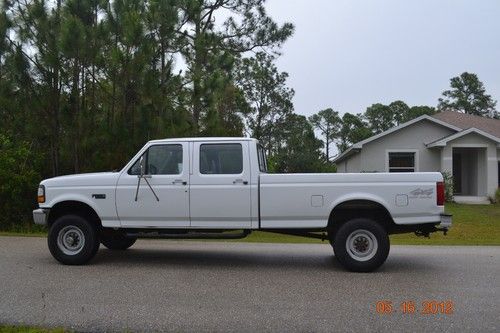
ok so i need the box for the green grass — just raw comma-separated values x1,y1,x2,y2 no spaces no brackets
1,203,498,245
390,203,500,245
0,326,67,333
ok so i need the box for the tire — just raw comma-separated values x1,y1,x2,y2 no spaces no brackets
101,231,136,250
48,214,100,265
332,218,390,272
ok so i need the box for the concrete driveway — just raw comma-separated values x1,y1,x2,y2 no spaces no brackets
0,236,498,332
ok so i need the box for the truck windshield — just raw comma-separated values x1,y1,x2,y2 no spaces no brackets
257,144,268,173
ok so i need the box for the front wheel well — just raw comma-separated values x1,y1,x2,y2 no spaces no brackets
47,201,102,229
327,200,395,234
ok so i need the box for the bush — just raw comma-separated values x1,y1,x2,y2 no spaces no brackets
495,188,500,204
441,171,454,202
0,134,42,231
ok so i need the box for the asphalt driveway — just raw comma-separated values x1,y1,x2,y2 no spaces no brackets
0,236,498,332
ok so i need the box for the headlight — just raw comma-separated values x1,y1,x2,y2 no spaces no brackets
37,185,45,203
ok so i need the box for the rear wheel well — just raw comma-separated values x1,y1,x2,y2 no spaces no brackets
327,200,394,234
48,201,101,229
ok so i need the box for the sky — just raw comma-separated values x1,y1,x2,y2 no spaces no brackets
264,0,500,117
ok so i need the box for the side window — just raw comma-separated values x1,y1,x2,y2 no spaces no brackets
148,145,183,175
128,145,183,175
388,152,415,172
128,155,143,175
200,144,243,174
257,144,268,173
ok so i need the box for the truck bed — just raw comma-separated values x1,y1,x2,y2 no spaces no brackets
259,172,444,228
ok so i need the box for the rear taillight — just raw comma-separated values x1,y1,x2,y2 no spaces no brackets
437,181,445,206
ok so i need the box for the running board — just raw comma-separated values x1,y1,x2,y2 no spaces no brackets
126,229,251,240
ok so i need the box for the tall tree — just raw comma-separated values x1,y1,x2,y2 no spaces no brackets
270,114,324,173
11,0,65,176
309,108,341,161
337,113,372,153
438,72,497,117
177,0,294,133
405,105,436,122
364,103,394,134
390,100,410,125
236,52,294,151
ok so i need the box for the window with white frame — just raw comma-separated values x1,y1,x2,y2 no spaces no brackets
388,152,416,172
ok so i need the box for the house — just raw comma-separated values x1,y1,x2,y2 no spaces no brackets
332,111,500,203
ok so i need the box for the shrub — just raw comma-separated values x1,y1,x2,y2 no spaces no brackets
0,134,42,230
441,171,454,202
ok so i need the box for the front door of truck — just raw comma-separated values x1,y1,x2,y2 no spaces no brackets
116,142,190,227
190,141,252,228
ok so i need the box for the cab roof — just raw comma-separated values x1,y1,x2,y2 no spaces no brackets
148,137,257,144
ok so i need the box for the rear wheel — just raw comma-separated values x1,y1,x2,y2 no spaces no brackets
331,218,389,272
101,230,136,250
48,215,100,265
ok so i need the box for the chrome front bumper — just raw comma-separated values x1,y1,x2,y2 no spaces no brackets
439,214,452,229
33,209,49,226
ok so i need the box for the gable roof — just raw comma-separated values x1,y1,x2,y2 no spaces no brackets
426,127,500,147
332,114,461,163
332,112,500,164
432,111,500,138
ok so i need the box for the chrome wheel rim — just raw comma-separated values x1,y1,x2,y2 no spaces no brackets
346,229,378,262
57,226,85,255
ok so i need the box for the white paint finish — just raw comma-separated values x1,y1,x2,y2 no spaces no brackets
395,194,408,206
311,195,324,207
37,138,447,231
259,173,444,228
40,173,120,227
115,142,190,228
189,141,252,228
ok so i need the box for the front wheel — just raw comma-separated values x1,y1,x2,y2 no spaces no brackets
48,215,100,265
331,218,390,272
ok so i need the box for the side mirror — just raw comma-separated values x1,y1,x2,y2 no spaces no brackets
139,155,145,177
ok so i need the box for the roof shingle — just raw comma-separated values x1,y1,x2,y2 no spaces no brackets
432,111,500,138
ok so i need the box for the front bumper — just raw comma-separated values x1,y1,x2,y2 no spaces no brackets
33,209,49,226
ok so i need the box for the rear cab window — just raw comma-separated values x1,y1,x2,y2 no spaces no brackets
257,144,268,173
200,143,243,174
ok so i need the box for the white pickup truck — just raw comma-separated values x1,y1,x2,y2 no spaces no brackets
33,137,451,271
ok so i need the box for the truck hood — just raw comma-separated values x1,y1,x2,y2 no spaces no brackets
41,172,120,187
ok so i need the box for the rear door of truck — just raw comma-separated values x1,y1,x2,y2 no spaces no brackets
189,140,252,228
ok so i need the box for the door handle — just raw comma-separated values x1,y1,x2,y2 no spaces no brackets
172,179,187,185
233,179,248,185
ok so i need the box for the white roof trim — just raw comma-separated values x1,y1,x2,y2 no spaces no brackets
332,115,461,163
426,128,500,147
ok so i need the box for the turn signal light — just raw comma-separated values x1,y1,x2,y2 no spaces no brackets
37,185,45,203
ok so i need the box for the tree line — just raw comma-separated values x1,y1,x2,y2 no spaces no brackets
0,0,326,230
309,72,498,160
0,0,498,230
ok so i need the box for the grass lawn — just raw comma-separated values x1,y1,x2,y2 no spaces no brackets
0,326,66,333
1,203,498,245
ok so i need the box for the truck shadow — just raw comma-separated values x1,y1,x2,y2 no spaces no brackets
91,245,434,273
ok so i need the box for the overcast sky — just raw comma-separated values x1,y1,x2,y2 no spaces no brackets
264,0,500,117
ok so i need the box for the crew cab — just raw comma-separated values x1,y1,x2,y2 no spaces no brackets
33,137,451,272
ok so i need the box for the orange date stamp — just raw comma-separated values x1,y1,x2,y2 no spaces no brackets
375,300,454,315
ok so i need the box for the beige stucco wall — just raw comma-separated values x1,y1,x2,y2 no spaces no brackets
338,119,455,173
335,152,361,173
440,132,499,198
335,119,499,198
